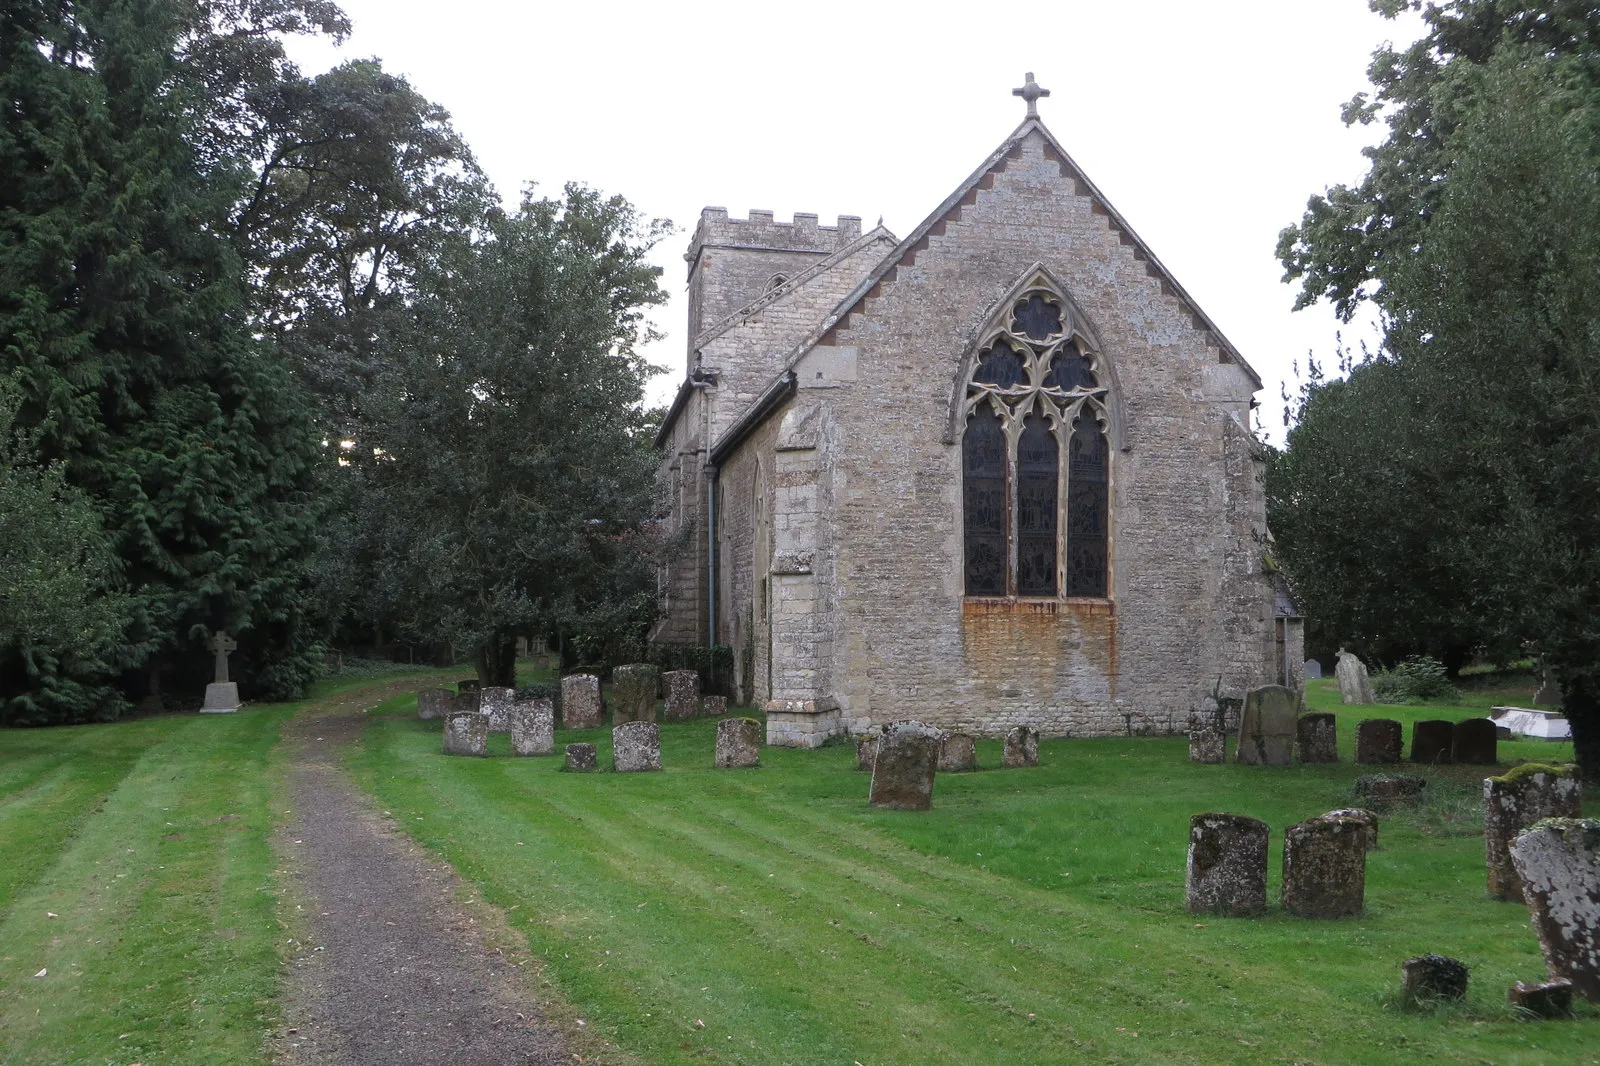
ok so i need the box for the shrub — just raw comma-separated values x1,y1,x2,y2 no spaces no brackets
1373,656,1461,704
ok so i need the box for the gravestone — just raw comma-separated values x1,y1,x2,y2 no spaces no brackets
1484,765,1583,902
1509,818,1600,1002
1533,666,1559,707
1411,720,1455,764
1297,712,1339,763
561,674,603,729
1304,658,1323,680
510,698,555,757
200,630,241,713
1402,955,1469,1009
855,735,879,772
416,688,452,721
1282,815,1367,918
612,721,661,773
663,669,701,722
703,695,728,718
1235,685,1297,766
1188,712,1226,764
1317,807,1379,850
869,721,941,811
563,743,597,772
454,685,481,714
938,733,978,772
443,710,488,756
457,679,480,697
1356,719,1403,764
1354,773,1427,807
1509,979,1574,1018
714,717,762,769
1186,813,1268,916
1003,725,1039,768
611,664,659,725
480,686,515,733
1452,718,1498,765
1334,649,1376,705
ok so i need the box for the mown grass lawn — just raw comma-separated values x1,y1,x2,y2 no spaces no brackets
353,679,1593,1066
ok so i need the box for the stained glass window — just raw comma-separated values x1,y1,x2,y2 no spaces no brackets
963,407,1008,595
1016,415,1058,596
972,341,1026,389
1012,294,1062,342
1044,342,1097,391
1066,416,1109,597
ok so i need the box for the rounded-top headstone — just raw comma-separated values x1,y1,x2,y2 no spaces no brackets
416,688,452,721
564,742,597,772
703,694,729,718
1451,718,1498,766
937,733,978,773
870,721,941,810
663,669,701,722
1282,815,1367,918
1356,718,1403,764
1186,813,1269,916
1411,720,1454,764
611,663,660,725
714,717,762,769
443,709,488,757
560,674,603,729
612,720,661,773
1296,712,1339,764
1484,763,1583,902
1509,817,1600,1003
1003,725,1039,768
1317,807,1379,850
1236,685,1297,765
510,698,555,757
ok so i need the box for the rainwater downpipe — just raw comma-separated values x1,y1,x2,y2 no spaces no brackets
690,372,716,648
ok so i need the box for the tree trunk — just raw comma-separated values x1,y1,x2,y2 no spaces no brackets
1561,671,1600,785
476,633,518,688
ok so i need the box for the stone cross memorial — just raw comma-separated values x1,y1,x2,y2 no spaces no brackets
200,630,240,713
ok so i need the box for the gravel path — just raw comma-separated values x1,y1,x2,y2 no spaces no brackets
274,682,577,1066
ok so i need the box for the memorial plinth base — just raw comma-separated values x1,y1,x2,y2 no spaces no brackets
200,682,240,714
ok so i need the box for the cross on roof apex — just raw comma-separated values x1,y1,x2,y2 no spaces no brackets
1012,72,1050,119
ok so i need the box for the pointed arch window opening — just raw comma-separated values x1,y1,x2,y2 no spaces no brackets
961,285,1112,599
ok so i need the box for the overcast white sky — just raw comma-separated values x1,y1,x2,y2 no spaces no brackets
287,0,1423,442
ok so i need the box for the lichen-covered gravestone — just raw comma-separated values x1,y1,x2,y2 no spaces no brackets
1297,712,1338,763
1402,955,1469,1009
1484,764,1583,902
938,733,977,772
1334,649,1376,705
453,685,481,714
1354,773,1427,808
869,721,941,811
1356,719,1403,764
612,721,661,773
1509,818,1600,1002
611,664,659,725
663,669,701,722
1186,813,1268,916
564,743,597,772
1411,720,1455,764
714,717,762,769
855,735,879,772
1003,725,1039,768
560,674,603,729
457,679,481,697
416,688,452,721
1235,685,1297,766
1452,718,1498,766
510,698,555,757
1317,808,1379,850
480,686,515,733
1282,815,1367,918
1188,711,1226,764
703,695,728,718
442,710,488,757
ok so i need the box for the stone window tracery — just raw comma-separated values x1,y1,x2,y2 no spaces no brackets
961,283,1111,598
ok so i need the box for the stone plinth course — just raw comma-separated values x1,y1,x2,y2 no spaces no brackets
1335,649,1376,704
1297,712,1339,763
443,710,488,757
1282,815,1367,918
1235,685,1297,766
416,688,452,721
1356,719,1403,764
1509,818,1600,1002
1411,720,1455,764
1508,979,1575,1019
611,663,659,725
938,733,978,773
703,695,728,718
869,721,941,811
855,735,879,772
1003,725,1039,768
612,721,661,773
1186,813,1269,916
1402,955,1469,1009
663,669,701,722
1452,718,1498,765
1485,764,1583,902
564,743,597,772
765,699,841,748
714,717,763,769
480,686,515,732
561,674,603,729
1318,808,1379,850
1188,712,1226,764
510,698,555,757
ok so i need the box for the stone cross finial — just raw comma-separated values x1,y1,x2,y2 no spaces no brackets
210,630,237,684
1013,72,1050,118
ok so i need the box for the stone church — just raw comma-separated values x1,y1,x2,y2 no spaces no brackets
653,76,1302,746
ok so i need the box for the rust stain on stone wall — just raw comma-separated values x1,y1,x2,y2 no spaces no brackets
960,599,1117,700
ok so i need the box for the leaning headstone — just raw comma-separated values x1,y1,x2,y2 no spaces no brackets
703,695,728,718
563,743,597,772
510,698,555,756
1509,979,1575,1019
1002,725,1039,768
480,686,515,733
1282,815,1367,918
855,735,879,772
612,721,661,773
1411,720,1455,764
200,630,241,713
1402,955,1469,1009
561,674,603,729
1452,718,1498,765
1354,773,1427,807
611,663,659,725
1235,685,1297,766
1296,712,1339,763
1509,818,1600,1002
443,710,488,757
1188,712,1226,764
1304,658,1323,680
1318,807,1379,850
1356,719,1403,764
938,733,978,773
1334,649,1376,705
1485,764,1584,902
416,688,453,721
663,669,701,722
1186,813,1269,916
714,717,762,769
869,721,941,811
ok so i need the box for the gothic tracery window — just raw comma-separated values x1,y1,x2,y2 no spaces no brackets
961,283,1111,598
